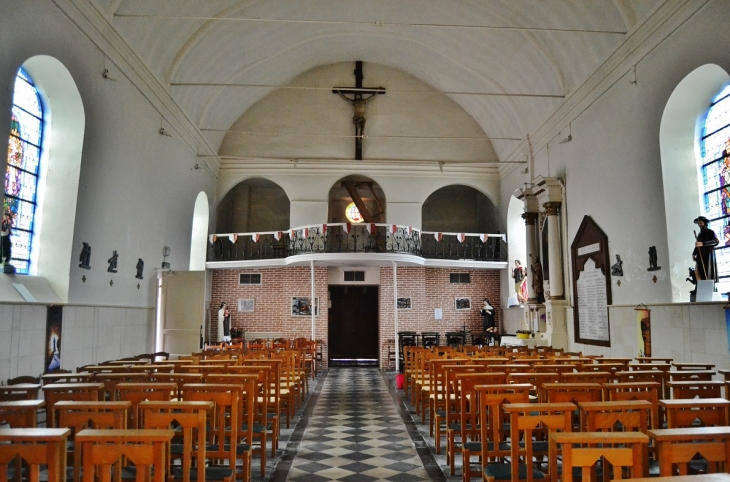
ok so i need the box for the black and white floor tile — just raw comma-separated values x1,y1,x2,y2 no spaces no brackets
280,368,438,482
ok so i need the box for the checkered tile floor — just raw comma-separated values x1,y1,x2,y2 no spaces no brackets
285,368,433,481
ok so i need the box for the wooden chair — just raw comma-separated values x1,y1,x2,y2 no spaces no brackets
206,373,267,477
182,383,252,482
649,426,730,476
603,382,661,430
551,431,649,482
6,376,40,385
56,401,130,482
672,362,715,371
483,402,574,482
668,380,724,399
76,429,173,482
139,400,213,482
560,371,614,384
92,373,148,401
242,359,282,448
0,384,41,402
0,428,70,482
0,400,44,428
577,399,653,477
146,373,204,400
228,365,279,458
669,370,716,382
116,382,175,428
660,398,730,428
42,383,104,428
42,373,93,385
477,384,531,478
508,372,560,403
446,371,506,478
429,358,469,437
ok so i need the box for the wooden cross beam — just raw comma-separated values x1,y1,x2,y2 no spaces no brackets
332,61,386,160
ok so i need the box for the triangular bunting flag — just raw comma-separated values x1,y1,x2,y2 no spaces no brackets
406,226,412,235
321,224,327,235
457,233,466,243
274,231,282,241
480,234,489,243
434,232,442,242
389,225,397,235
289,229,296,239
343,223,351,234
303,228,309,238
366,223,375,234
228,234,236,243
251,233,260,242
209,235,216,243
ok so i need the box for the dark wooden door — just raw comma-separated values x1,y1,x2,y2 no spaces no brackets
328,286,379,362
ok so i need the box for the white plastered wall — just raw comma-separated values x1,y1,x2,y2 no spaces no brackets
0,2,216,379
498,1,730,362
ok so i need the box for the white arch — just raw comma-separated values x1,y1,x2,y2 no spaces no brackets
189,191,210,271
660,64,730,301
21,56,85,302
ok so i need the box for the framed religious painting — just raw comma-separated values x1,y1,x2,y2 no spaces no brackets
291,296,319,316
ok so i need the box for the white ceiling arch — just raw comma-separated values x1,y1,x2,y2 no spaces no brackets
88,0,663,170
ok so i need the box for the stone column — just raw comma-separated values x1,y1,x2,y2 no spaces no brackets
522,212,539,301
543,201,564,299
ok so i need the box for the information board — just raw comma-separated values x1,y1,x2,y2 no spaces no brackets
576,258,609,342
571,216,612,346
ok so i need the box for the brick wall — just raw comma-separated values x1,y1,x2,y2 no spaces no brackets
379,267,501,368
210,267,329,365
211,266,501,369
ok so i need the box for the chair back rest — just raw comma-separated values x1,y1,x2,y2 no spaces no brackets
181,383,240,466
554,431,649,482
116,382,175,428
0,428,70,482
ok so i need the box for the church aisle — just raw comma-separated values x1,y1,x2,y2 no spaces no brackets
281,367,438,481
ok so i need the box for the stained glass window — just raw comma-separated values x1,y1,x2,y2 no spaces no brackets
345,202,364,223
4,68,43,274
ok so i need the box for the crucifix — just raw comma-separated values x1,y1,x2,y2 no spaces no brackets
332,61,386,160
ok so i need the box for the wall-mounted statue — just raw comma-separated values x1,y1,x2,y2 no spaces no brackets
611,254,623,276
107,250,118,273
647,246,660,271
693,215,719,281
135,258,144,279
79,242,91,269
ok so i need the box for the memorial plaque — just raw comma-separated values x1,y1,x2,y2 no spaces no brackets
571,216,612,346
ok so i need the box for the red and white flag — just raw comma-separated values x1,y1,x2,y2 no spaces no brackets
209,235,216,243
389,225,397,235
406,226,412,235
320,224,328,235
342,223,351,234
434,232,443,242
251,233,260,243
457,233,466,243
229,234,237,243
274,231,282,241
289,229,296,239
366,223,376,234
480,234,489,243
303,228,309,238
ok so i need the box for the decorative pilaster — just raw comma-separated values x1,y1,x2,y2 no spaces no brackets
542,201,564,299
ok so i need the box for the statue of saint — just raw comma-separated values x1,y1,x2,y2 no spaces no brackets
512,260,528,303
693,216,719,281
611,255,623,276
79,242,91,269
531,256,545,303
1,211,13,263
135,258,144,279
480,299,500,345
217,302,231,342
107,250,118,273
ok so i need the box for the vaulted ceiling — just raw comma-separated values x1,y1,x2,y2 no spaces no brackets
86,0,663,171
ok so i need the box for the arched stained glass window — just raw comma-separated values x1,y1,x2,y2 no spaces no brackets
4,68,43,274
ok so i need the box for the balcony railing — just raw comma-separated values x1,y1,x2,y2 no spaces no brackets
207,223,506,263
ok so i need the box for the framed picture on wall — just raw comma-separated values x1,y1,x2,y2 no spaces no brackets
397,297,412,310
238,299,255,313
291,296,319,316
455,297,471,310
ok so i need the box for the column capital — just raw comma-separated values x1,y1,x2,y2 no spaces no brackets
521,212,539,225
543,201,561,216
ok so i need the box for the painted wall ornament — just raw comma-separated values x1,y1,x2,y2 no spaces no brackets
79,242,91,269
